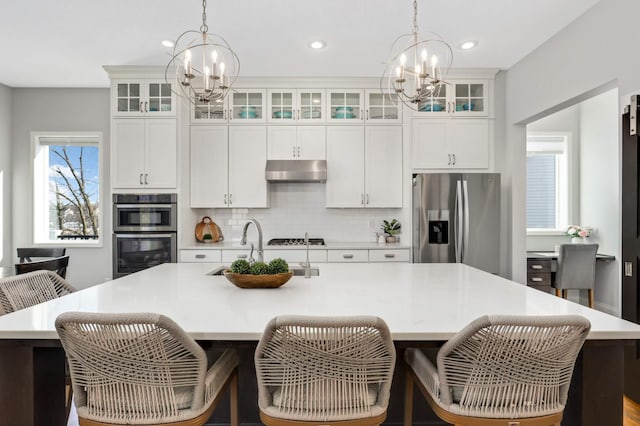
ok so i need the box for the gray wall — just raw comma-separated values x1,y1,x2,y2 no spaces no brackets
504,0,640,287
11,88,111,288
0,84,11,267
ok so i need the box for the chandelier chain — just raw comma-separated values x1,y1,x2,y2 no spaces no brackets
200,0,208,34
412,0,418,36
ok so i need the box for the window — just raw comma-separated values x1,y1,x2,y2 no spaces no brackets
32,132,102,245
526,133,570,233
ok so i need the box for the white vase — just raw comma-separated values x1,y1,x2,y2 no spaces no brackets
571,237,584,243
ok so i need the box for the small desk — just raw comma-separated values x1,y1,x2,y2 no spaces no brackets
526,251,615,292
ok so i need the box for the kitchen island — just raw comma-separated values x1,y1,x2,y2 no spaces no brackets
0,262,638,425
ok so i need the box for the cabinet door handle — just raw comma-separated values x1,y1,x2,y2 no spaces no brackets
531,277,543,282
452,154,456,165
447,154,451,166
229,109,232,120
366,109,369,120
531,264,543,270
361,194,364,205
360,109,364,120
297,146,301,158
224,194,228,205
293,146,296,158
366,194,369,205
384,253,395,258
229,194,232,205
139,101,143,113
144,173,148,185
139,173,144,185
343,253,354,259
195,254,206,259
144,101,149,113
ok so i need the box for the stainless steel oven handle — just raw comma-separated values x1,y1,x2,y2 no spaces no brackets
114,233,175,238
114,204,175,209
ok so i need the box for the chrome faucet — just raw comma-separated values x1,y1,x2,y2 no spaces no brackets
300,232,311,278
241,219,263,263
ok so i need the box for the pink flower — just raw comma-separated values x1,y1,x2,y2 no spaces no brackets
578,230,588,238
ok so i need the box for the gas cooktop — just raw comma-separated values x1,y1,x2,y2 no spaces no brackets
267,238,325,246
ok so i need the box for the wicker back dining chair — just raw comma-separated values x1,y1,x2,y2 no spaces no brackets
255,315,396,426
15,255,70,279
55,312,239,426
0,270,76,315
553,243,599,308
404,315,590,426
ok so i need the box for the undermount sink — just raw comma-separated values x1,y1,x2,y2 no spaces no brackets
207,266,319,276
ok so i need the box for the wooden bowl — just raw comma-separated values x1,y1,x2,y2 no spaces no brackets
223,270,293,289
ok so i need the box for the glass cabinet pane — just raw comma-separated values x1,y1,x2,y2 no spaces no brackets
232,91,263,120
271,92,294,120
454,82,485,112
116,83,141,112
330,91,361,120
147,83,172,112
299,91,323,120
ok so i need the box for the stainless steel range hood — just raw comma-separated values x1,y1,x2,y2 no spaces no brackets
265,159,327,183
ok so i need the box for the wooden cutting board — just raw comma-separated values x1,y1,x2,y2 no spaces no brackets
195,216,224,243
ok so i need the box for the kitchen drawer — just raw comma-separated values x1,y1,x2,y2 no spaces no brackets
222,250,253,263
264,249,328,263
527,272,551,286
369,249,410,262
527,259,552,273
180,249,222,263
327,249,369,263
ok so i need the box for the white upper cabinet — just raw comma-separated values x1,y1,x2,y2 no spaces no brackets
190,125,268,208
267,89,326,123
365,90,402,123
412,118,489,169
229,90,267,123
327,90,365,123
112,119,177,188
267,126,326,160
192,96,229,123
112,79,176,117
326,125,402,208
414,80,488,117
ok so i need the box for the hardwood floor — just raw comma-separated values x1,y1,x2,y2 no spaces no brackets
625,395,640,426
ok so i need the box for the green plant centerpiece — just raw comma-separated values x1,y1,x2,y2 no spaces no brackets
225,258,292,288
381,219,401,243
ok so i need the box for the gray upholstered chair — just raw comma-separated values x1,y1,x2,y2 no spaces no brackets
0,270,76,315
553,243,598,308
55,312,239,426
404,315,590,426
255,315,396,425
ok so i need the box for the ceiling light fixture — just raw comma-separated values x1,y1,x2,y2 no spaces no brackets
165,0,240,105
460,40,478,50
380,0,453,111
309,40,326,49
161,40,175,48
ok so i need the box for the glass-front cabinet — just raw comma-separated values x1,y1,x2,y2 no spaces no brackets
415,80,488,117
365,90,402,123
192,96,228,122
267,89,325,123
230,90,266,122
113,80,175,117
327,90,364,123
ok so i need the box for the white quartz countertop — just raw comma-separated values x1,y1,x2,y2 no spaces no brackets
0,263,638,341
180,241,410,250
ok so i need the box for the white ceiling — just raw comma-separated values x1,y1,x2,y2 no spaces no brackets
1,0,599,88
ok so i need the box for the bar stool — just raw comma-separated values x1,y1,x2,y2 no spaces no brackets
553,243,598,308
404,315,590,426
255,315,396,425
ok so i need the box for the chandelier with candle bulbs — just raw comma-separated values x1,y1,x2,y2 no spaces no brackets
381,0,453,111
165,0,239,105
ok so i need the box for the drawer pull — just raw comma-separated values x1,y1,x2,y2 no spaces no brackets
343,254,354,259
531,277,543,282
195,254,206,259
237,254,247,259
384,253,395,258
531,264,543,270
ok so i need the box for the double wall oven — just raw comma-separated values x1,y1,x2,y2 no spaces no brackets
112,193,177,278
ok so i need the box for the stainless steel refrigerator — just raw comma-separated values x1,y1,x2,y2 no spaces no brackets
413,173,500,274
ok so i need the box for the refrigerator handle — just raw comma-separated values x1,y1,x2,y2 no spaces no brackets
455,180,463,263
463,180,470,263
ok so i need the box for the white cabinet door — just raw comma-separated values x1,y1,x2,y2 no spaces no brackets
267,126,297,159
112,80,175,117
145,119,177,188
190,126,229,207
448,119,489,169
365,90,402,123
412,119,450,169
365,126,403,207
228,126,268,208
326,126,365,207
298,126,326,159
412,118,489,169
112,118,177,189
112,119,146,188
327,90,365,123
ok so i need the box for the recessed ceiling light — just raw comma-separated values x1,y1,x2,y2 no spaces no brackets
162,40,175,48
308,40,326,50
459,40,478,50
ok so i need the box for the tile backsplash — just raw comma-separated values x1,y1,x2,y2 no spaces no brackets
187,183,404,243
